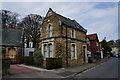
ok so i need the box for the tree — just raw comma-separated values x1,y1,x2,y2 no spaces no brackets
1,10,19,28
20,14,43,48
34,49,43,66
101,40,112,57
108,40,115,47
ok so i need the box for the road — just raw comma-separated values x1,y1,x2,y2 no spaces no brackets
75,57,119,78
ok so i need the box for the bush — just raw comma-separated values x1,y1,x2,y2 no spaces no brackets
24,56,34,65
34,49,43,66
2,57,11,76
94,52,101,59
46,57,62,69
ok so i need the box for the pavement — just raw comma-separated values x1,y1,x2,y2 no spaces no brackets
3,57,110,78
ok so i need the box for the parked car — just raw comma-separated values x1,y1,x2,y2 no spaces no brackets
112,54,120,58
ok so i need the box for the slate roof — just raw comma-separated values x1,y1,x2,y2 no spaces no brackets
0,27,23,47
45,8,87,33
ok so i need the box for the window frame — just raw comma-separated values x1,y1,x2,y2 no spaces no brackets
48,44,52,57
71,29,75,38
43,44,47,58
71,43,77,59
48,24,52,38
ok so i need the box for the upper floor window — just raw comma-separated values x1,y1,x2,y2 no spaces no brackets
86,38,90,45
71,29,75,38
71,44,77,59
96,42,99,46
48,24,52,37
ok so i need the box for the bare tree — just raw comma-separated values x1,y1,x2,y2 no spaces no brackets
20,14,43,48
1,10,19,28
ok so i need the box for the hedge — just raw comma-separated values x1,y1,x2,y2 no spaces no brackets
2,57,11,76
46,57,62,69
24,56,34,65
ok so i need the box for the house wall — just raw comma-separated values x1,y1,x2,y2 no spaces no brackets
40,15,87,67
112,47,118,54
2,47,22,59
24,48,35,56
40,15,61,40
89,40,99,58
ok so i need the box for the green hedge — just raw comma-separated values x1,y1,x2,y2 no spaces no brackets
2,57,11,76
46,57,62,69
24,56,34,65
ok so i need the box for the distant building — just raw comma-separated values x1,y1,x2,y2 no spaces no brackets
24,41,35,56
86,33,101,61
40,8,87,67
1,27,23,63
110,39,119,54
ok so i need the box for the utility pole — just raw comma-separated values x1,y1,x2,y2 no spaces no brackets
66,26,68,68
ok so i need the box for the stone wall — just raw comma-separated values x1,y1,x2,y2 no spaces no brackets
40,15,87,67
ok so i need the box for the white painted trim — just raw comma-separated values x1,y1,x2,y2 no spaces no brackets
42,41,54,59
47,23,52,37
42,38,55,43
71,43,77,59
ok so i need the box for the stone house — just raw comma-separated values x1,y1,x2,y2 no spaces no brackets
1,27,23,63
40,8,87,67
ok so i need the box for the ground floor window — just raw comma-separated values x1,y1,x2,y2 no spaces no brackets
43,44,53,58
29,52,33,56
71,44,76,59
44,44,47,58
48,44,52,57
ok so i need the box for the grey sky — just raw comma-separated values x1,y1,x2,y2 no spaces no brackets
2,2,118,41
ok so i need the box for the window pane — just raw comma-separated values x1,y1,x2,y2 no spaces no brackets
48,25,52,37
48,44,52,57
71,44,75,59
71,30,74,38
44,45,47,58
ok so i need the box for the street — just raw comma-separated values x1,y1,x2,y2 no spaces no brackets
75,57,119,78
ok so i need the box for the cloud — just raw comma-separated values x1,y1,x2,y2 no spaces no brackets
2,0,119,2
2,2,118,41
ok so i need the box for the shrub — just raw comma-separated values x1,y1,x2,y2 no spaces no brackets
46,57,62,69
24,56,34,65
2,57,11,76
34,49,43,66
94,52,101,59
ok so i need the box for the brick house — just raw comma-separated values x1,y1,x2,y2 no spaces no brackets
86,33,100,61
40,8,87,67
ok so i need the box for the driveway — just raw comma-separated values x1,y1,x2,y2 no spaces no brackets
10,64,39,75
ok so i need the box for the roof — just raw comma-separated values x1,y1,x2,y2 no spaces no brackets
0,27,23,47
86,33,99,41
45,8,87,33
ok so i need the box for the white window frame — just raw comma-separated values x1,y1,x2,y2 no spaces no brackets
86,38,90,46
71,43,77,59
47,24,52,38
96,42,99,46
42,41,54,59
48,44,52,57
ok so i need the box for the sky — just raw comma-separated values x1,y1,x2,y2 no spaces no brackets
1,2,118,41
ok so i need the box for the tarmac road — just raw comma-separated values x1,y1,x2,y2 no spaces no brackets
75,57,119,78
